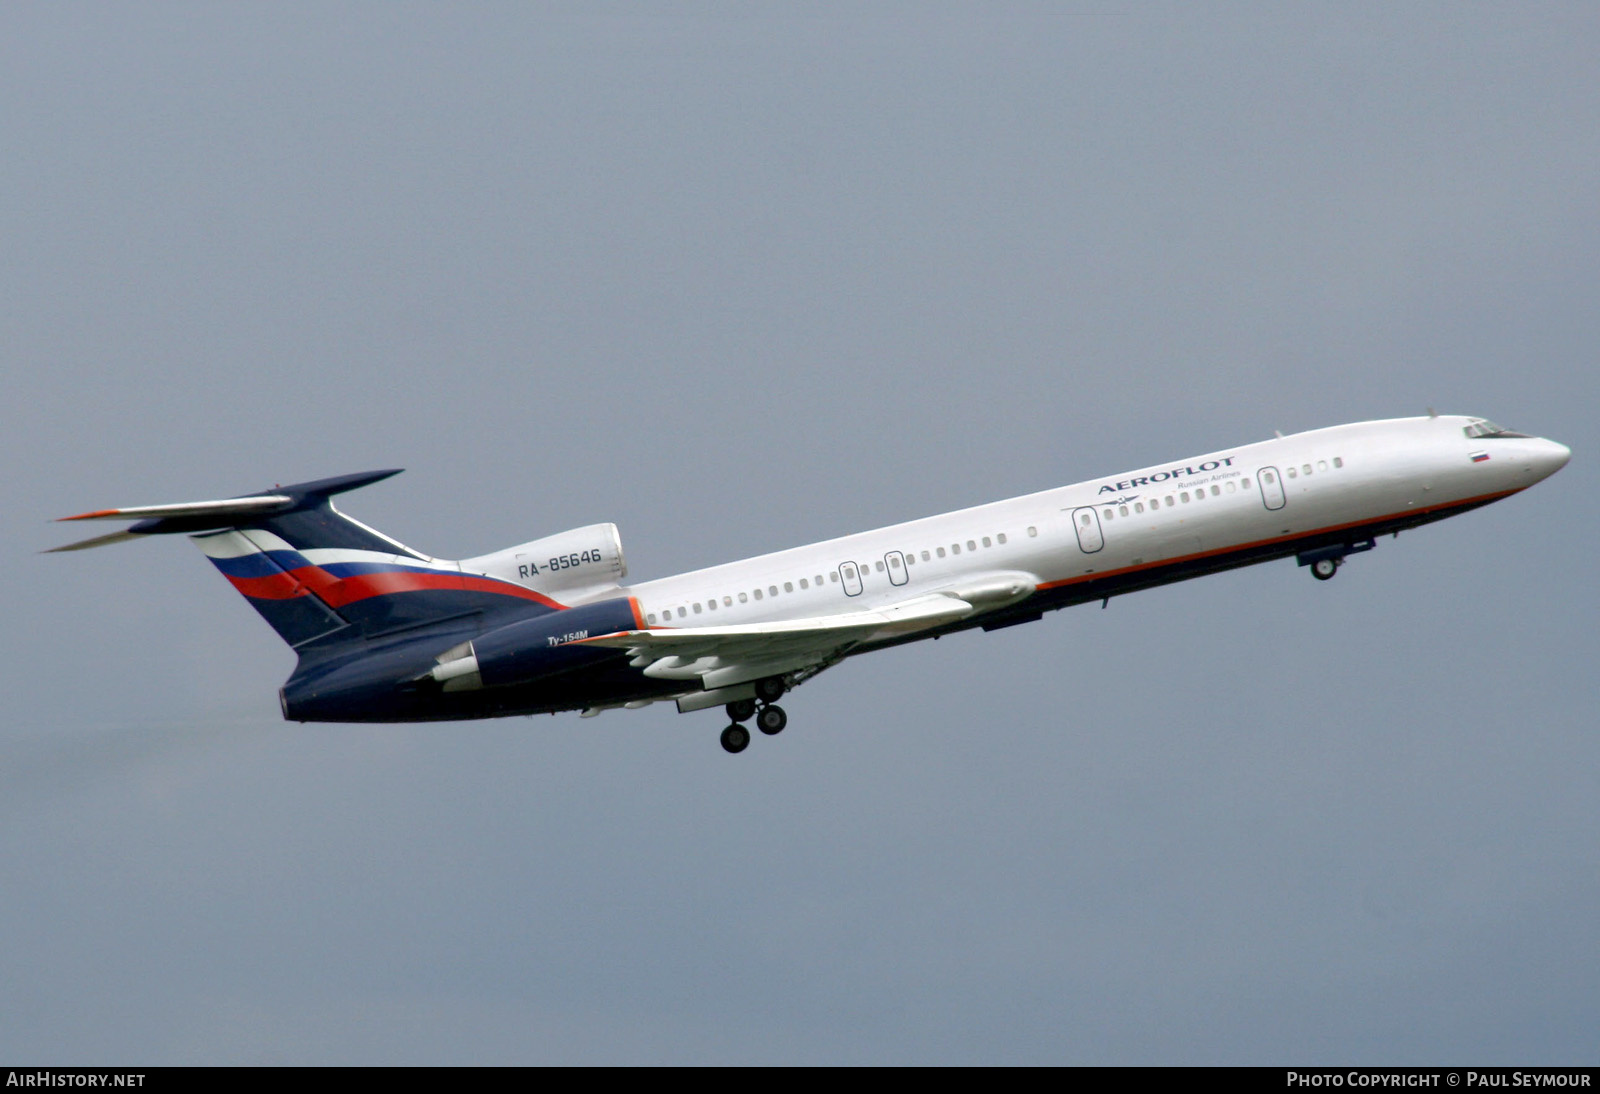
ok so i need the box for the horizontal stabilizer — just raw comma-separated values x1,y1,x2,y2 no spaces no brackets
43,529,149,553
57,495,293,523
47,469,404,551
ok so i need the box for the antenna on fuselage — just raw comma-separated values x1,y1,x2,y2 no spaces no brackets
1427,406,1438,418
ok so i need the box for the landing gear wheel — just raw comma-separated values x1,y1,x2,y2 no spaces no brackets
1311,558,1339,581
756,704,787,736
720,724,750,754
725,698,757,723
754,676,786,703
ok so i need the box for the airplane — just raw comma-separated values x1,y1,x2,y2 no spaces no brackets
51,414,1569,753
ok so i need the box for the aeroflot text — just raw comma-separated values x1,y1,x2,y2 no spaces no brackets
1286,1076,1590,1089
1098,457,1236,494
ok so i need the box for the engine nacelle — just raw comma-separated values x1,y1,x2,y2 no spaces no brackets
429,597,643,691
459,522,627,606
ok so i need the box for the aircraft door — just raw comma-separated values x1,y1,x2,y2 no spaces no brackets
839,560,864,597
1257,466,1286,510
884,551,908,586
1071,507,1104,553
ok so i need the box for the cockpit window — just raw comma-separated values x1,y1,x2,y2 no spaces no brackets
1463,419,1530,439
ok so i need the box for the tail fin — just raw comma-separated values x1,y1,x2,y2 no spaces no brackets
52,470,562,650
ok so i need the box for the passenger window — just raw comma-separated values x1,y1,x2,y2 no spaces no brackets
829,572,838,582
903,554,913,566
678,607,687,618
936,546,946,558
921,550,931,560
1303,464,1312,475
769,585,778,596
723,596,732,607
1317,460,1328,472
815,575,824,585
1102,510,1113,520
1027,526,1038,537
1242,477,1251,488
996,534,1006,545
799,578,809,589
1226,482,1236,493
966,540,976,552
739,592,748,603
693,603,702,614
708,599,717,611
1287,467,1297,478
1180,491,1190,503
1166,496,1175,507
982,536,992,547
754,589,763,600
784,581,793,592
1333,457,1343,468
1119,506,1128,516
951,544,961,555
1211,485,1220,496
647,613,657,624
889,556,901,569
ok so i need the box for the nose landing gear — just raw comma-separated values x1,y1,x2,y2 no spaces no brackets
1298,538,1375,582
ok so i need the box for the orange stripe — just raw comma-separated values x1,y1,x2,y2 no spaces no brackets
306,570,567,610
226,571,311,600
229,563,569,611
57,509,122,522
1037,487,1523,592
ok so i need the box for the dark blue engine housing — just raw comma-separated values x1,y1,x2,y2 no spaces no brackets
470,597,642,688
280,598,645,723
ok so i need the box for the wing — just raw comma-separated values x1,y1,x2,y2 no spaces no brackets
582,572,1036,704
582,592,974,693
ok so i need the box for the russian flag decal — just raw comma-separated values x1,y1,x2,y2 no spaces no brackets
1470,451,1490,463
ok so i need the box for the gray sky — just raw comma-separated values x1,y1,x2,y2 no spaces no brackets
3,5,1596,1064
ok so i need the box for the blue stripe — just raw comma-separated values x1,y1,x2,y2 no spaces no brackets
208,551,301,579
207,553,451,580
317,561,451,579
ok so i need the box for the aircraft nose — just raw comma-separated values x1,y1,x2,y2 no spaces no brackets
1530,437,1572,480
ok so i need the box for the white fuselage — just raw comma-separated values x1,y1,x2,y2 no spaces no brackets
622,416,1569,632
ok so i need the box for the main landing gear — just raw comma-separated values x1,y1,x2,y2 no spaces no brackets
721,677,788,753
